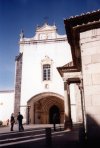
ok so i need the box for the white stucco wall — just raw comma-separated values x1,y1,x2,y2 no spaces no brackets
20,25,72,107
0,90,14,124
20,42,72,105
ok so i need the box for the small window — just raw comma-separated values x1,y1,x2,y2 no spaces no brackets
43,64,51,81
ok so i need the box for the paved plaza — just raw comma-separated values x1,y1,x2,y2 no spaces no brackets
0,124,99,148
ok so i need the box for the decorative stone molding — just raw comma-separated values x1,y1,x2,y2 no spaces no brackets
41,55,53,65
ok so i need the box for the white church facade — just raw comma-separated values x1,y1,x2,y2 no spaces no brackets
14,23,77,124
0,23,80,125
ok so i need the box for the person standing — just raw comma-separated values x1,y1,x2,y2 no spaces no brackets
53,113,57,131
17,112,24,131
7,119,9,126
10,113,15,131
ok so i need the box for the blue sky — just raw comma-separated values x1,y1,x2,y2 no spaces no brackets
0,0,100,90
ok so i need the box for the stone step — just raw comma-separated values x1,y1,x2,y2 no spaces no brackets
0,128,45,140
0,128,47,147
0,124,80,148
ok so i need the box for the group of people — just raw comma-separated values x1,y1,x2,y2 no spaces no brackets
10,112,60,132
10,112,24,131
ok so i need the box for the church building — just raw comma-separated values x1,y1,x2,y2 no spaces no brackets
1,11,100,140
14,23,76,124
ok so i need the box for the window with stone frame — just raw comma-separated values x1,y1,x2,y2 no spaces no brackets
41,55,53,82
43,64,51,81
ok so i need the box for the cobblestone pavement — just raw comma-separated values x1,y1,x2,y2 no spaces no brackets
0,124,53,133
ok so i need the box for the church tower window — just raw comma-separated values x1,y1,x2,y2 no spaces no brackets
43,64,51,81
41,55,53,82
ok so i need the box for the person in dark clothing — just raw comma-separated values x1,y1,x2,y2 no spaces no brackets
17,112,24,131
7,119,9,126
10,113,15,131
53,113,58,131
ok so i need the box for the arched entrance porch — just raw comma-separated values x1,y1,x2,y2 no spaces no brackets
63,77,85,130
27,92,64,124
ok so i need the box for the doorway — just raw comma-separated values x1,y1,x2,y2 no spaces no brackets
49,105,60,124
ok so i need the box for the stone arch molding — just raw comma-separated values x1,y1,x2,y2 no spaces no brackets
28,92,64,104
27,92,64,124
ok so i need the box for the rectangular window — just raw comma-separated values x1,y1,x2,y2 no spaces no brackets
43,64,51,81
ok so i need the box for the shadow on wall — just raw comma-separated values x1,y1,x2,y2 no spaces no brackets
86,114,100,141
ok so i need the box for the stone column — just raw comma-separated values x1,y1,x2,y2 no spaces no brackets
64,81,72,130
27,105,31,124
78,79,87,136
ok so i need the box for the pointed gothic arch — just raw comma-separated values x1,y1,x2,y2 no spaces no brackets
27,92,64,124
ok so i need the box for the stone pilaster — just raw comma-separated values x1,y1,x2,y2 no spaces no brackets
14,53,23,117
78,79,87,134
64,81,72,130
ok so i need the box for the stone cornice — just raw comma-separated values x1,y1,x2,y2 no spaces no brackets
64,9,100,72
57,66,80,77
0,90,14,93
19,37,67,45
